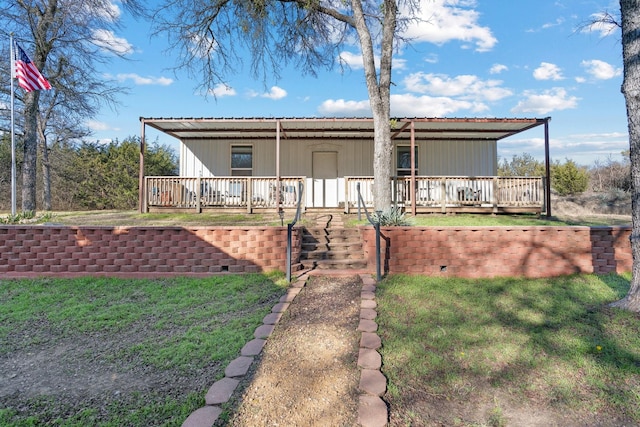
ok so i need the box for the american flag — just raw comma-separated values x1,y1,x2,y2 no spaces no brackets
13,41,51,92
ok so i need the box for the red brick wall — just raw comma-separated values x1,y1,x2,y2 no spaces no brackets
0,226,302,278
360,226,632,278
0,225,631,279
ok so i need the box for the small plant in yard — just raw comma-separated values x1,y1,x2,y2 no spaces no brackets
0,210,53,224
488,402,506,427
373,207,413,226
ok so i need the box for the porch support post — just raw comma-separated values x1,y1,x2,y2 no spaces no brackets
410,120,416,216
544,117,551,217
276,120,281,214
139,118,146,213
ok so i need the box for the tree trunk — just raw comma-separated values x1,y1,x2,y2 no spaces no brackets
22,91,40,213
612,0,640,311
351,0,396,211
40,132,52,211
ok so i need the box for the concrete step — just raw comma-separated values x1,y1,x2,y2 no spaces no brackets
301,242,363,252
299,224,366,271
300,249,365,260
302,228,362,240
300,258,368,270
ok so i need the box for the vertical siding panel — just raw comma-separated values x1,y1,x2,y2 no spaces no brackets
179,138,496,178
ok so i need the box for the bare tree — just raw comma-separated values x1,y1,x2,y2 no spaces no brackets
0,0,143,213
152,0,420,210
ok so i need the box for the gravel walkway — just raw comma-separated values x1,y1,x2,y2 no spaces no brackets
182,272,387,427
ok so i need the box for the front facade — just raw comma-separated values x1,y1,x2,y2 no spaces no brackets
139,117,551,215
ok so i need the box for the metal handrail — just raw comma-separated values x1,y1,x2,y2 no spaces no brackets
286,180,304,283
357,183,382,281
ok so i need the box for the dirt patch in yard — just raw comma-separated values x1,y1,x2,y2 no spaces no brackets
0,318,221,424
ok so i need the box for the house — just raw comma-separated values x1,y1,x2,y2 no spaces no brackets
138,117,551,215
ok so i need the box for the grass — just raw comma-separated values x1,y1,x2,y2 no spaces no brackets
3,270,640,425
347,213,631,227
0,273,288,426
376,273,640,425
0,208,630,228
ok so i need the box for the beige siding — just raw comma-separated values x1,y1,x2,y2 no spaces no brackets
180,139,276,176
281,139,374,176
179,138,496,177
417,140,496,176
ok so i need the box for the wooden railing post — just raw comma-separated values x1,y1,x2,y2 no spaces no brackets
247,177,252,214
440,178,447,213
492,177,499,214
196,176,202,213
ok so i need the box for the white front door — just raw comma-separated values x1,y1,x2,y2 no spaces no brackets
312,151,338,208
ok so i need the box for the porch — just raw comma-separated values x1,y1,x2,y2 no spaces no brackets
144,175,545,215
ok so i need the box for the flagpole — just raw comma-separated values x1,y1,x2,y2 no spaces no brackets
9,33,16,216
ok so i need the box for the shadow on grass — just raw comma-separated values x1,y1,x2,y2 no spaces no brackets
377,273,640,426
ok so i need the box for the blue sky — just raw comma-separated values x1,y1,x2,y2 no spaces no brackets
89,0,627,166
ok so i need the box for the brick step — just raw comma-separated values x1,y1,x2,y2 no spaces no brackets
300,258,368,270
300,249,365,260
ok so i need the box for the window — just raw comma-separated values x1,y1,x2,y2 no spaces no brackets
231,145,252,176
396,145,418,176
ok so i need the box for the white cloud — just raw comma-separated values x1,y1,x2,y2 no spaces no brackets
424,53,439,64
401,0,497,52
209,83,236,97
583,12,619,38
581,59,622,80
498,132,630,166
390,93,483,116
340,51,365,69
317,99,371,116
533,62,564,81
86,120,111,132
91,1,121,22
339,51,406,70
403,72,513,102
489,64,508,74
91,29,133,55
317,93,488,117
114,73,173,86
511,87,579,115
261,86,287,100
542,17,565,30
551,132,629,164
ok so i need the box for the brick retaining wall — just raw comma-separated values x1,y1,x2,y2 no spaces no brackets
360,226,632,278
0,226,302,278
0,225,632,279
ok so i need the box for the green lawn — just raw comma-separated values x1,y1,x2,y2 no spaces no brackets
3,272,639,426
347,213,630,227
0,273,288,426
377,273,640,426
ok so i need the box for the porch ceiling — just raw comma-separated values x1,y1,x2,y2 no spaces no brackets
140,117,549,142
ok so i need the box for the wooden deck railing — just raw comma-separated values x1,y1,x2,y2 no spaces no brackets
145,175,544,214
145,176,305,212
344,176,545,214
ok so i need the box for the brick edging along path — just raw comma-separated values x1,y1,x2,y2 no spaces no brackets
182,272,389,427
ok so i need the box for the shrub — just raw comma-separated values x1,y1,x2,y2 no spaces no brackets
373,207,413,226
551,159,589,196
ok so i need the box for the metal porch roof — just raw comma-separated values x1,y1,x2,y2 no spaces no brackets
140,117,549,142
